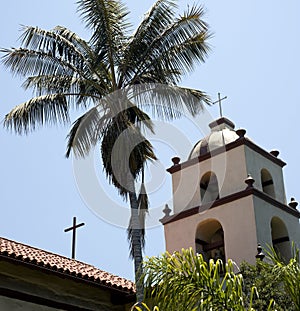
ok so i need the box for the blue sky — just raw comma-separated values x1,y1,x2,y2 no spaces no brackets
0,0,300,280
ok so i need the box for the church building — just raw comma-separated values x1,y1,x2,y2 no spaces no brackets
1,116,300,310
0,237,135,310
161,117,300,265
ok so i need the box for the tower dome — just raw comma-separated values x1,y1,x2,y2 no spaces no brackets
188,117,239,159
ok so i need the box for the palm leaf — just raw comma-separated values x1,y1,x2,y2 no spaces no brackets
52,25,91,56
129,84,210,121
119,0,176,85
77,0,130,88
4,94,70,134
101,116,156,198
65,106,108,158
66,93,156,159
18,25,87,77
22,74,105,108
53,25,112,88
1,25,105,89
0,47,80,79
121,2,210,87
19,25,86,68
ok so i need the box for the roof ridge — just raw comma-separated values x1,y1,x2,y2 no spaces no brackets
0,236,92,265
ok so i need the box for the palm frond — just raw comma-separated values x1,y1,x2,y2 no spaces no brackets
19,25,86,69
4,94,70,134
156,31,212,82
53,26,91,56
1,48,80,79
121,2,211,87
66,115,85,158
65,106,108,158
22,75,105,108
77,0,130,88
53,25,112,90
130,84,211,121
3,25,113,96
101,116,156,198
66,93,156,160
119,0,176,85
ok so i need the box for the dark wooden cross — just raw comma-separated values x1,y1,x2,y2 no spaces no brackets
64,217,85,259
213,93,227,117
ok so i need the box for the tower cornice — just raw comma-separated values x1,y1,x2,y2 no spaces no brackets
167,137,286,174
160,187,300,225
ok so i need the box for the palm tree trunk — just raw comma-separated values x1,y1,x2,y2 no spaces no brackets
127,177,144,303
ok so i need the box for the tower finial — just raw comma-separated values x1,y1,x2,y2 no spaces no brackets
213,92,227,117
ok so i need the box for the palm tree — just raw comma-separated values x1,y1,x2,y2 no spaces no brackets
1,0,211,301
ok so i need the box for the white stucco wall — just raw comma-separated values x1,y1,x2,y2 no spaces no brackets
164,195,258,265
253,196,300,250
244,146,286,203
172,145,248,214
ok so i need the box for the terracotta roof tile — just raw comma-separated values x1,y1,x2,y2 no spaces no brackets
0,237,135,294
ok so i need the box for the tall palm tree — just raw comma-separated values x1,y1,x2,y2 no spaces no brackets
1,0,211,301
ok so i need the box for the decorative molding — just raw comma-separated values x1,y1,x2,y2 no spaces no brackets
167,138,286,174
161,188,300,225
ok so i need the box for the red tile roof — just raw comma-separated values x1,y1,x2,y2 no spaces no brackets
0,237,135,294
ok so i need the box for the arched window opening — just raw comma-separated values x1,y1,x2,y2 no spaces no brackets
200,172,219,204
261,169,275,198
195,219,225,263
271,217,291,262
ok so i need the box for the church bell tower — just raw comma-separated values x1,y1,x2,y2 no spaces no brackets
161,117,300,265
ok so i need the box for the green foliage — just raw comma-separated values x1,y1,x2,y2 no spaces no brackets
139,248,300,311
240,260,294,311
268,246,300,310
141,248,247,311
131,302,160,311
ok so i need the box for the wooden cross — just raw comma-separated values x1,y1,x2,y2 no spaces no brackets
64,217,85,259
213,93,227,117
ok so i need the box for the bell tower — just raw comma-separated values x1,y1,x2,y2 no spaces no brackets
161,117,300,265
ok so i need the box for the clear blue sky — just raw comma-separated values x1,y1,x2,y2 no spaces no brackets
1,0,300,280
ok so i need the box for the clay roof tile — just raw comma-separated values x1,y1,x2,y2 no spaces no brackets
0,237,135,293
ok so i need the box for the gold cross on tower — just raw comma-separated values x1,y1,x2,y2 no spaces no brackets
213,93,228,117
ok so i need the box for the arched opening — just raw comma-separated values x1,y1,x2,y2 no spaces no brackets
271,217,291,262
261,169,275,198
195,219,225,262
200,172,219,204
